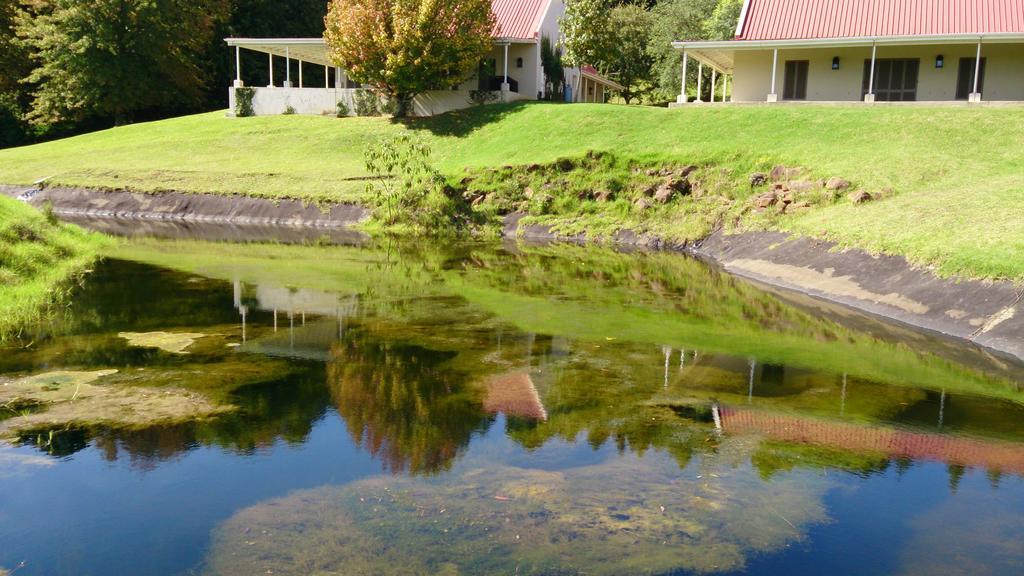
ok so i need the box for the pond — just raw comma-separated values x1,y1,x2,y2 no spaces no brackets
2,228,1024,575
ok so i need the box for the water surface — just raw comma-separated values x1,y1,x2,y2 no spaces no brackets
2,234,1023,575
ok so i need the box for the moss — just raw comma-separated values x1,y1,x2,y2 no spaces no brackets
118,331,209,354
206,449,831,575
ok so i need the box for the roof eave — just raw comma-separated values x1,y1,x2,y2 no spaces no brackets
673,32,1024,51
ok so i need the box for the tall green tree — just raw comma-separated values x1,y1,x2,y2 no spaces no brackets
559,0,614,68
647,0,717,101
324,0,495,117
702,0,744,40
18,0,228,125
606,5,654,104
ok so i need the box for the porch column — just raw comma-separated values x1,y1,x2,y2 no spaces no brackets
696,62,703,102
298,60,303,88
970,39,983,102
336,67,342,88
268,53,274,87
677,52,689,104
324,65,329,88
865,43,877,102
284,47,292,87
502,43,510,92
767,48,778,101
723,74,729,102
233,46,243,87
711,68,717,102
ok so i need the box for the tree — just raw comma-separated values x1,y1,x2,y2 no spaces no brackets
646,0,717,102
559,0,615,69
606,5,653,104
702,0,744,40
18,0,228,126
540,35,564,100
324,0,495,118
0,0,30,95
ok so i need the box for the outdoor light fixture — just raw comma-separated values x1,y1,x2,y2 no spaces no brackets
936,55,944,68
832,56,840,70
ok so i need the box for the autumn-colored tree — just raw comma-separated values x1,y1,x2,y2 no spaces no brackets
324,0,495,117
18,0,228,125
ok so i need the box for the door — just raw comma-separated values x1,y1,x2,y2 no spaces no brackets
956,58,986,99
863,59,920,101
783,60,809,100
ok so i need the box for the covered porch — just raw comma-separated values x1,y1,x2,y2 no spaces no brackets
672,33,1024,103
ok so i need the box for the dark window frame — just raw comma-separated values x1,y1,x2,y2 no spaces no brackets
862,58,920,101
955,57,987,100
783,60,809,100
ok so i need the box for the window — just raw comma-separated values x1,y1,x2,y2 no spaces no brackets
862,59,920,101
782,60,809,100
956,57,986,99
516,57,523,68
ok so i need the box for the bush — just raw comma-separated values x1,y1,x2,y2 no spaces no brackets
283,105,297,115
353,89,380,117
234,87,256,117
468,90,498,106
336,99,350,117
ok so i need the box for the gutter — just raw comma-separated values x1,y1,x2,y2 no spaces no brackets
672,32,1024,51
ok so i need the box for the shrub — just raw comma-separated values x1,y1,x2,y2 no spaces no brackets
336,99,350,117
234,87,256,117
468,90,498,106
353,89,380,116
283,105,297,115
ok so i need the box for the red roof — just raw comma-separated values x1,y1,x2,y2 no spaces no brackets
492,0,550,40
738,0,1024,40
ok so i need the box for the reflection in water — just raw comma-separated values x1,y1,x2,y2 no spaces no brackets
2,236,1024,574
206,447,832,576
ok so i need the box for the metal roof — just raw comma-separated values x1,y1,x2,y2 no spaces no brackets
737,0,1024,40
491,0,551,40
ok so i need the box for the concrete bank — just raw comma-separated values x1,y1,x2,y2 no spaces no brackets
505,215,1024,364
0,184,370,228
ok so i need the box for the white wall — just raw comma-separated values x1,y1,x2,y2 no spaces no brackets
732,43,1024,102
228,87,496,117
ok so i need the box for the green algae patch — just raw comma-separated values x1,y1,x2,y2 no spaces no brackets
118,331,208,354
206,453,831,575
0,368,233,440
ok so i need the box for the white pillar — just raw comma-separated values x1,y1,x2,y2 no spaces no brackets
503,44,509,84
268,53,274,87
336,67,342,88
298,60,303,88
711,69,717,102
723,74,729,102
284,47,291,87
233,46,243,87
324,65,329,88
865,43,877,102
767,48,778,101
971,39,983,101
677,52,688,104
696,62,703,102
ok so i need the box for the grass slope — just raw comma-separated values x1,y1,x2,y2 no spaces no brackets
1,103,1022,278
0,196,111,337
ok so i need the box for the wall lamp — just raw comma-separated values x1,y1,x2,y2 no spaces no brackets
935,54,944,68
832,56,840,70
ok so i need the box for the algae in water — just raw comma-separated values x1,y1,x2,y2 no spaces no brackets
206,449,831,575
118,331,208,354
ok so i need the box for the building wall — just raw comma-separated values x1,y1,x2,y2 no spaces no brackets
732,43,1024,102
228,87,502,117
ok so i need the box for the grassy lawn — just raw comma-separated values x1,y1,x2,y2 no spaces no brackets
1,103,1022,278
0,196,111,338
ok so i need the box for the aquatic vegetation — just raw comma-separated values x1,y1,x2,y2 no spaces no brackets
206,450,831,575
118,331,208,354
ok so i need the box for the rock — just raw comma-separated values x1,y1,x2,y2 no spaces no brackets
679,165,699,177
577,189,591,200
471,195,485,207
781,192,795,204
826,177,851,191
634,198,652,210
793,201,812,208
458,176,474,187
668,178,692,195
848,190,873,203
644,168,659,177
754,192,778,208
653,184,674,204
524,187,535,199
749,172,768,187
769,165,788,181
787,180,815,193
525,163,542,173
595,190,613,202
